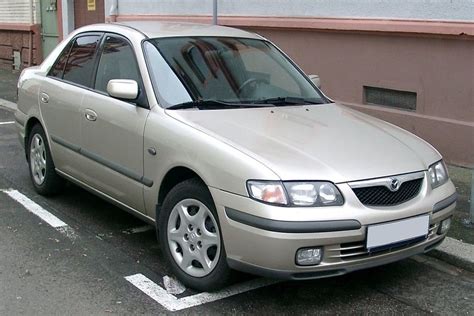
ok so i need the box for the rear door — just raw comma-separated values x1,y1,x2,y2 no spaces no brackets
79,34,149,212
40,33,102,180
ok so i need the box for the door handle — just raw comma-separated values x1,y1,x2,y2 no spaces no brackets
84,109,97,122
40,92,49,103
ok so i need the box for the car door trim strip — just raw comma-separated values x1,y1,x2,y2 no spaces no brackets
50,135,153,187
225,207,361,233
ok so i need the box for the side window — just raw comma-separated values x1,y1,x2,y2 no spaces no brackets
49,42,72,78
94,35,141,93
63,35,101,87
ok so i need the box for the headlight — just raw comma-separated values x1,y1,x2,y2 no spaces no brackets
247,181,288,205
428,160,449,189
247,180,343,207
284,182,344,206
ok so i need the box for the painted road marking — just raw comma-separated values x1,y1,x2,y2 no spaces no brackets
125,273,279,311
1,189,77,240
0,121,15,125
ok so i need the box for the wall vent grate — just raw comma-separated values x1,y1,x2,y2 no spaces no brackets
364,86,417,111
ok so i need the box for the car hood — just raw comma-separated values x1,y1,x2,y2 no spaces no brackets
165,104,441,183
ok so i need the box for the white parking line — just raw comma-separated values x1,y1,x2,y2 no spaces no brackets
0,121,15,125
1,189,77,240
125,273,279,311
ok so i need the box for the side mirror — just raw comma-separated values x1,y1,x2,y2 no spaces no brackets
107,79,139,100
308,74,321,89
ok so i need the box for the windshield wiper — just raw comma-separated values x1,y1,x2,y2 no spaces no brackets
249,97,325,106
167,99,272,110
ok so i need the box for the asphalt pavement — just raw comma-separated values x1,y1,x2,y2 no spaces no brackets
0,103,473,314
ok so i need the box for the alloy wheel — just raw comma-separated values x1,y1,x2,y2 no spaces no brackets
30,134,47,185
167,198,221,277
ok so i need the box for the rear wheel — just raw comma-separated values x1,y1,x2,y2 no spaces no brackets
27,124,64,195
158,178,231,291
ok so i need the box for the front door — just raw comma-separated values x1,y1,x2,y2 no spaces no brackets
80,34,149,212
40,0,59,58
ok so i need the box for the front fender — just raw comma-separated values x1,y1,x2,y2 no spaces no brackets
142,109,279,218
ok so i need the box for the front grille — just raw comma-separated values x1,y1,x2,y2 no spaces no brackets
352,178,422,206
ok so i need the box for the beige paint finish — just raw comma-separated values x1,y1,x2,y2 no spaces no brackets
80,89,149,211
15,21,458,277
142,109,280,217
39,77,85,179
166,104,441,183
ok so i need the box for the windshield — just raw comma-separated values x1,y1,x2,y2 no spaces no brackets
144,37,327,108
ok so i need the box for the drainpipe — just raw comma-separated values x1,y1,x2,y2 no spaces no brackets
28,0,34,67
470,170,474,224
109,0,118,23
212,0,218,25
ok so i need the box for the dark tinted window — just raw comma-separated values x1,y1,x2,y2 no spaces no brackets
150,37,324,105
63,35,101,87
49,42,72,78
94,36,141,93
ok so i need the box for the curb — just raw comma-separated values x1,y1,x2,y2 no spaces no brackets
427,237,474,272
0,98,17,112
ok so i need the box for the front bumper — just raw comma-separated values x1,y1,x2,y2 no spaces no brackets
209,178,456,280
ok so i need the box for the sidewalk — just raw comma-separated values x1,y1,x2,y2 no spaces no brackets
0,67,472,271
0,68,20,104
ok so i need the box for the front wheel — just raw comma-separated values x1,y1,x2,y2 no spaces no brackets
158,178,232,291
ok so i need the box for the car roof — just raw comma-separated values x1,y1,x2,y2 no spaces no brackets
110,21,262,40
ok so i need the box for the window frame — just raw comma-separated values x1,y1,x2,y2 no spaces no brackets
47,31,148,109
47,32,104,89
91,33,148,108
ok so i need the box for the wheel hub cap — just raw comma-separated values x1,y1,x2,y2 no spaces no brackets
29,134,46,185
167,199,221,278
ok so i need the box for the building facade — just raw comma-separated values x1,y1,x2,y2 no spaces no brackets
0,0,41,69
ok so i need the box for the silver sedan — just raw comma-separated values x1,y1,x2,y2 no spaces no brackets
15,21,457,291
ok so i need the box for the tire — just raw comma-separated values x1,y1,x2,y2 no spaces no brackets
158,178,232,291
27,124,64,195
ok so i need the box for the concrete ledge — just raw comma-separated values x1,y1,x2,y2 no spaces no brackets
427,237,474,272
0,98,17,112
115,15,474,38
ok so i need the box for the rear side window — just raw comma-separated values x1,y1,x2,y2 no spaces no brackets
94,35,141,93
49,42,72,78
63,35,101,87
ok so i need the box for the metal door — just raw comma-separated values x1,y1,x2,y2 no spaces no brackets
40,0,59,58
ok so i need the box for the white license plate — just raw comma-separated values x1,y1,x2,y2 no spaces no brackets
366,215,429,250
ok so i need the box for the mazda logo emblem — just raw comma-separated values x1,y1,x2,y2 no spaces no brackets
389,178,401,192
